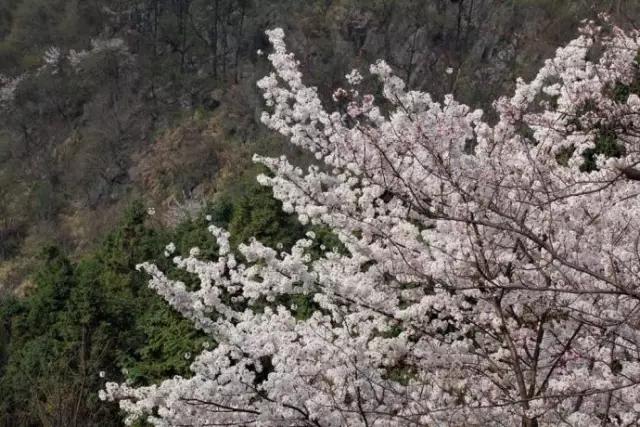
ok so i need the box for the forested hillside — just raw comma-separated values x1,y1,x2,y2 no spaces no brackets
1,1,640,425
1,0,636,290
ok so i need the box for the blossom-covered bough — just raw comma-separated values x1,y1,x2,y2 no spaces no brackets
0,37,131,112
103,20,640,426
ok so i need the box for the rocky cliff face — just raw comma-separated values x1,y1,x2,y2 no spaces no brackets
0,0,637,290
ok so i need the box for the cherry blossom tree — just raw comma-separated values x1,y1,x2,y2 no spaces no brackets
103,19,640,426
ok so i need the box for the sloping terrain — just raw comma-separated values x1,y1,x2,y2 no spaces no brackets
1,1,640,425
2,0,636,291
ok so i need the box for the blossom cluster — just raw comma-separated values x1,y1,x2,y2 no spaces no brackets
68,38,131,71
0,37,132,112
104,21,640,426
0,74,23,107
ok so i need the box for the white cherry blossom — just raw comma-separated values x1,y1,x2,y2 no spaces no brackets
104,22,640,427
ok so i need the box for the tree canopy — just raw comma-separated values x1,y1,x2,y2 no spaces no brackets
104,20,640,426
